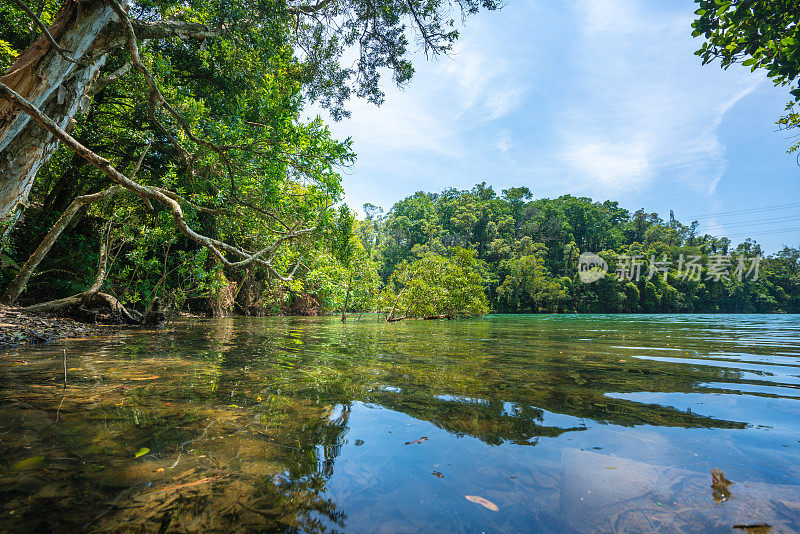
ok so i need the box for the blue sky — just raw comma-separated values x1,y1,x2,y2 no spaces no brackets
320,0,800,254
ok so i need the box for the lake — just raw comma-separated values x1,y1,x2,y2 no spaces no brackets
1,314,799,532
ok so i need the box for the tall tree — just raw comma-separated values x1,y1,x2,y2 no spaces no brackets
0,0,498,307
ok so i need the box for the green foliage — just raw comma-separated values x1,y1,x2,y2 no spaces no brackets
497,245,567,313
301,211,381,314
0,0,499,313
379,248,489,318
3,1,797,318
372,184,800,315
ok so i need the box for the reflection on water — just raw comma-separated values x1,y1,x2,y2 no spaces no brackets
1,314,800,532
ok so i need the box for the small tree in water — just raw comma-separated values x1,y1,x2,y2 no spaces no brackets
381,247,489,321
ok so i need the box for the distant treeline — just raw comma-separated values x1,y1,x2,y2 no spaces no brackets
358,183,799,314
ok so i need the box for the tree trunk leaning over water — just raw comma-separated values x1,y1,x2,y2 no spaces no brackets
1,0,490,314
341,272,352,323
0,0,312,295
1,137,150,306
0,78,313,277
0,0,218,224
1,0,496,225
22,222,141,324
0,0,117,222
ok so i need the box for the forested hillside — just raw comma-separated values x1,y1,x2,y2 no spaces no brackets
364,184,800,315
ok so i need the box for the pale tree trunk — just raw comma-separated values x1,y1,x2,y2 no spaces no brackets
0,0,299,291
385,287,404,322
0,0,118,222
0,0,218,224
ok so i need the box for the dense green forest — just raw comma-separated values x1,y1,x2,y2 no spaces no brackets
0,0,497,322
4,175,799,317
362,184,800,315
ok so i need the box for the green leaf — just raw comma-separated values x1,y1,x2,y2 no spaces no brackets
13,456,45,470
741,58,757,66
134,447,150,459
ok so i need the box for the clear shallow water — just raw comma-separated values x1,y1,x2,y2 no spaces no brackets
1,314,799,532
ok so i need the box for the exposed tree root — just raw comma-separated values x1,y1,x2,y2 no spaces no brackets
20,226,167,327
24,291,140,325
384,314,455,322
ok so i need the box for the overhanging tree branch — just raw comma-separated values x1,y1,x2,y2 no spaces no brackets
0,80,323,281
1,138,152,305
125,19,219,40
87,62,131,96
0,185,123,305
287,0,335,15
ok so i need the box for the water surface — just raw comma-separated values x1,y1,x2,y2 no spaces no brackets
1,314,800,532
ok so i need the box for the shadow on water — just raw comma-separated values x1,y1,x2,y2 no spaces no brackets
0,314,799,532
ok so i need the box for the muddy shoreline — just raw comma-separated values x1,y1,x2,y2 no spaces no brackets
0,306,119,347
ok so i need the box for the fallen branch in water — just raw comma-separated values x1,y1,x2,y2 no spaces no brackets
238,500,275,518
148,473,230,494
84,483,144,528
168,419,217,469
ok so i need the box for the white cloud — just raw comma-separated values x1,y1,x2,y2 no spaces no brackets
495,132,511,154
318,17,531,166
312,0,790,242
435,43,528,121
339,94,458,156
564,140,651,192
580,0,643,35
555,0,763,198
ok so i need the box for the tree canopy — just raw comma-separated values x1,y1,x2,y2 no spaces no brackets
379,247,490,319
367,184,800,314
1,2,797,320
0,0,497,317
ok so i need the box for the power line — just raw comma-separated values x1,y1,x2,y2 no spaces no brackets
698,214,800,230
724,225,800,239
679,200,800,221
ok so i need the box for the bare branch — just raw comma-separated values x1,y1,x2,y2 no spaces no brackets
126,20,219,40
27,0,45,44
106,0,193,168
129,138,152,179
154,188,229,215
88,62,132,96
287,0,335,15
87,220,113,294
1,185,123,305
